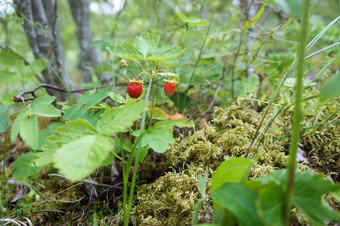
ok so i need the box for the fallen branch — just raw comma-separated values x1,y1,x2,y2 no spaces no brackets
12,83,128,103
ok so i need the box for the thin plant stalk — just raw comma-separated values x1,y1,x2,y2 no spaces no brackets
283,0,310,225
1,132,8,205
108,44,129,219
123,79,153,226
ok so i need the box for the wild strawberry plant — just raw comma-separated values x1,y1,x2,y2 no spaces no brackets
8,33,190,225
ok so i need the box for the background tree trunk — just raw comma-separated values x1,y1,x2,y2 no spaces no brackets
13,0,73,99
239,0,258,78
68,0,111,85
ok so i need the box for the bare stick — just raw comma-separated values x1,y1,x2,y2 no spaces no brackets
12,83,128,102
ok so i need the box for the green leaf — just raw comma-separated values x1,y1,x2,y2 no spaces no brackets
22,59,48,78
212,157,254,192
97,101,148,136
136,33,160,58
34,118,97,166
53,134,114,181
0,70,20,83
20,114,39,149
140,128,175,153
84,88,111,109
0,105,9,132
63,104,86,120
174,11,208,26
293,171,340,224
0,50,23,71
320,73,340,101
12,152,43,180
212,183,263,226
212,158,255,225
114,42,144,60
11,109,29,143
258,182,284,226
146,45,183,61
275,0,303,17
107,92,127,103
31,96,56,107
113,33,183,62
31,103,61,117
243,0,266,31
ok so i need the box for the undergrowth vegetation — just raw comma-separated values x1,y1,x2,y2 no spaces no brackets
0,0,340,225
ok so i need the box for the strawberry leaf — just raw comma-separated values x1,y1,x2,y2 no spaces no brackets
53,134,114,181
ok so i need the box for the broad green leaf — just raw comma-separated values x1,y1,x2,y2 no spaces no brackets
146,45,183,61
212,157,254,192
275,0,303,17
63,104,101,127
11,109,29,143
331,184,340,202
243,0,266,31
31,103,61,117
258,181,284,226
38,122,64,148
107,92,127,104
293,171,340,224
63,104,87,120
212,158,255,225
30,96,56,108
53,134,114,181
212,183,263,226
0,105,9,132
12,152,43,180
136,33,160,58
140,128,175,153
97,101,148,136
20,114,39,149
114,42,143,60
22,59,48,78
34,118,97,166
320,73,340,101
0,50,22,70
113,33,183,62
0,70,20,83
174,11,208,26
84,87,111,109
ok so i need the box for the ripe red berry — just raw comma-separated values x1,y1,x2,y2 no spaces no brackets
127,82,143,99
164,82,176,96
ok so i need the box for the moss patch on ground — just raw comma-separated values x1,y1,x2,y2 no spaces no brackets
131,101,339,225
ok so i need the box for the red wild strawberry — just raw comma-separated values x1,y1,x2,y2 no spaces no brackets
127,82,143,99
164,82,176,96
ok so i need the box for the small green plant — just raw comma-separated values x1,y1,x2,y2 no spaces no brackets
8,33,191,225
208,157,340,226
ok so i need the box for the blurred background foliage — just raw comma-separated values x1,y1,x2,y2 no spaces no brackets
0,0,339,114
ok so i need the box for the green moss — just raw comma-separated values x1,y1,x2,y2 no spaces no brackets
132,102,339,225
301,123,340,180
132,167,206,225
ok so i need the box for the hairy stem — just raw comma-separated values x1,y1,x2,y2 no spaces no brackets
283,0,310,224
124,79,153,226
